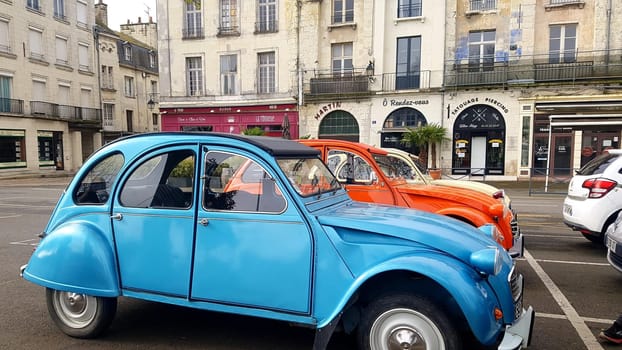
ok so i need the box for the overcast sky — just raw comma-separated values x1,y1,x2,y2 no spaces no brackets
104,0,157,30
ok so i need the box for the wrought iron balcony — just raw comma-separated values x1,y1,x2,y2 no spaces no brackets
444,49,622,88
182,26,204,39
30,101,101,123
0,98,24,114
304,68,372,98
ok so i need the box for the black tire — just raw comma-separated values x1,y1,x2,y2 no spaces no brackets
356,293,461,350
46,288,117,338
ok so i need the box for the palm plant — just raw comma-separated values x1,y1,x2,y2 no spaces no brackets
400,123,448,169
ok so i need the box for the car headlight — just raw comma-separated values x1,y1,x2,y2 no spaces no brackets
478,223,503,243
470,247,502,276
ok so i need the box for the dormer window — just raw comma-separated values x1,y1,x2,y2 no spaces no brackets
124,44,132,61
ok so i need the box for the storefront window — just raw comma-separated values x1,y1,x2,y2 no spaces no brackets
38,131,54,166
521,116,530,167
0,129,26,168
318,111,359,142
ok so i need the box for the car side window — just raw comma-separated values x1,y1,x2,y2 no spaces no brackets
119,150,195,209
74,153,124,205
203,151,285,213
327,150,375,184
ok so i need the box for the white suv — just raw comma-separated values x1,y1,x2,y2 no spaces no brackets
563,149,622,243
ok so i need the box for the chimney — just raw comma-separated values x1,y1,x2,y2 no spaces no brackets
138,17,142,23
94,0,108,27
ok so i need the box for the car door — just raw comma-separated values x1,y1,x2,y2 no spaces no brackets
326,148,396,205
112,146,198,297
190,147,314,314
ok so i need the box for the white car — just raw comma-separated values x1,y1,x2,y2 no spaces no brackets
383,148,523,257
563,149,622,244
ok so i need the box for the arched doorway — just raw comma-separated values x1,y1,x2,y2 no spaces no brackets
380,107,427,154
452,104,506,175
318,110,360,142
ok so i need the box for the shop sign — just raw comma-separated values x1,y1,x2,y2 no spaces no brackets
450,97,510,117
382,98,429,107
178,116,208,123
314,102,341,120
256,115,276,122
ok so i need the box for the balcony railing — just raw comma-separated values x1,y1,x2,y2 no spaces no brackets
182,26,205,39
381,71,431,91
0,98,24,114
305,68,372,97
30,101,101,122
444,49,622,88
218,26,240,36
469,0,497,12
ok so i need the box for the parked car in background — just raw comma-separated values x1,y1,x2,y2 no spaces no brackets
299,139,523,257
563,149,622,243
605,212,622,273
21,133,533,349
383,147,513,208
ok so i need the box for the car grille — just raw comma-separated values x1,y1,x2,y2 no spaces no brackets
508,264,524,319
610,251,622,270
511,209,520,237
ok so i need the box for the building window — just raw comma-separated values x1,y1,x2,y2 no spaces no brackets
124,45,132,61
468,30,495,72
220,0,239,34
103,103,114,128
78,43,90,71
396,36,421,90
318,111,360,142
183,1,203,39
186,56,203,96
549,23,577,64
28,26,44,61
0,75,13,113
152,113,158,126
398,0,422,18
469,0,497,11
331,43,353,76
27,0,41,11
54,0,66,21
0,18,10,54
126,110,134,132
37,131,54,164
32,79,46,102
333,0,354,24
76,0,88,28
55,36,69,66
220,54,237,95
124,76,135,97
149,52,156,68
258,52,275,94
257,0,277,33
102,66,114,89
0,130,26,168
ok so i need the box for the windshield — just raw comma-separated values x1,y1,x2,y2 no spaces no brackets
373,154,427,183
277,157,341,197
576,153,619,175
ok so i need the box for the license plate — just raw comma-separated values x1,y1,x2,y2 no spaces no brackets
563,204,572,215
607,236,617,252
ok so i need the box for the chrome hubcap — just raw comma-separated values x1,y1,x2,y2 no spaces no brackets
369,308,444,350
53,291,97,328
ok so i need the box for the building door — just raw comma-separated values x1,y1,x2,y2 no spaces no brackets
471,136,486,175
552,135,572,176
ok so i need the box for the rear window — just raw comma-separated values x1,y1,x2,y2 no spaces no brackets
576,153,620,176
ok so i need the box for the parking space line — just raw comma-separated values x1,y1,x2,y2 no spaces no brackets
537,312,614,325
0,214,22,219
524,249,604,350
526,233,583,239
535,258,609,267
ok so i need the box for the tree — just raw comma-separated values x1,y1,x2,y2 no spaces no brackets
242,127,266,136
400,123,448,170
183,0,201,8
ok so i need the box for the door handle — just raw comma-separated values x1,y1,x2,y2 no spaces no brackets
198,218,209,226
110,213,123,221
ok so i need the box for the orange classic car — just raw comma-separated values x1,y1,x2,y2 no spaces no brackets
299,139,522,257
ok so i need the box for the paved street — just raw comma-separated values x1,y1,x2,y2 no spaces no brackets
1,176,621,349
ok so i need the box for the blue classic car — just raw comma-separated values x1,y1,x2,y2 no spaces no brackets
21,133,533,349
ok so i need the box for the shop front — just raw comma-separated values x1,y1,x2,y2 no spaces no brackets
160,104,298,139
450,102,508,176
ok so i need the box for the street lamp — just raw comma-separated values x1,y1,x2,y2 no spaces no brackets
147,98,155,111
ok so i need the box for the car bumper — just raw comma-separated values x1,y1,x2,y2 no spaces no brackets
498,306,535,350
563,197,609,234
606,234,622,274
509,232,524,259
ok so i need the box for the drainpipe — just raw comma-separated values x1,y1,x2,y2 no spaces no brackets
296,0,303,107
606,0,612,65
93,25,104,146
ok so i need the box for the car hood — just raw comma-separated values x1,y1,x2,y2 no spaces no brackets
316,201,500,262
392,182,503,212
430,179,511,206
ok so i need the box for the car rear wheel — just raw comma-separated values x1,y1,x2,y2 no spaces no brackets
357,293,461,350
46,288,117,338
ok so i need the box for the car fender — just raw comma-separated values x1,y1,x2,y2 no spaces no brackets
22,220,120,297
319,252,503,345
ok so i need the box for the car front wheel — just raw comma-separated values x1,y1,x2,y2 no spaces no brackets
357,293,461,350
46,288,117,338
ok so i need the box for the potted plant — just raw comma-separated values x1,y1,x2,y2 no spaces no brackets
401,123,448,179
